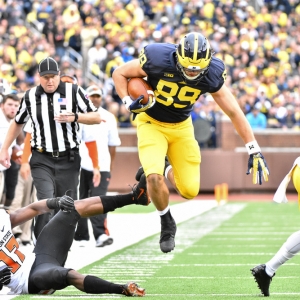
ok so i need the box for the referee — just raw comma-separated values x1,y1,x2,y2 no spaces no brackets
0,57,102,239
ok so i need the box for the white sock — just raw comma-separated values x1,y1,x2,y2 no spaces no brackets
164,165,172,179
265,243,295,277
265,230,300,276
157,205,170,216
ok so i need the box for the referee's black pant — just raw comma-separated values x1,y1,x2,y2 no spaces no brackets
30,150,81,239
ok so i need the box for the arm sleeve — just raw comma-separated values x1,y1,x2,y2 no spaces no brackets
21,132,32,163
85,140,99,169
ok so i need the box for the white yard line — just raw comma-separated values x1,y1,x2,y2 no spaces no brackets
28,292,300,299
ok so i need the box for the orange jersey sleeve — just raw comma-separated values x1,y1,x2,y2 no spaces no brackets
21,132,32,164
85,140,99,169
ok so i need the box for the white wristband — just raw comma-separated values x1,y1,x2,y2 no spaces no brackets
122,96,133,110
245,140,261,155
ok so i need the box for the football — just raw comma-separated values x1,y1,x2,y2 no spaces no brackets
127,78,153,104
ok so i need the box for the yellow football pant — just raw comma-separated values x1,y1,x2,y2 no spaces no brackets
136,113,201,199
292,165,300,208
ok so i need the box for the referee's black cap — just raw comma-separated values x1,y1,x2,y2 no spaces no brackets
38,57,59,76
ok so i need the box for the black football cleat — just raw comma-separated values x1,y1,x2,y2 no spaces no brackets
122,282,145,297
160,210,177,253
132,174,150,206
251,264,274,296
135,156,171,181
135,165,144,182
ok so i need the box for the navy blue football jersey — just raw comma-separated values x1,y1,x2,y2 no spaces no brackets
139,43,226,123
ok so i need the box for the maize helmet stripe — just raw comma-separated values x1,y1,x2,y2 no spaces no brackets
193,35,198,62
180,38,185,59
205,40,210,60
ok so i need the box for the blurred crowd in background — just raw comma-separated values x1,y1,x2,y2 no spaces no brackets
0,0,299,140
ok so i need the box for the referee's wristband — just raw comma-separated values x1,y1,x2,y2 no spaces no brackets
122,96,133,110
74,113,78,122
245,141,261,155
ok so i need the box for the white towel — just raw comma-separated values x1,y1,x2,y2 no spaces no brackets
273,157,300,203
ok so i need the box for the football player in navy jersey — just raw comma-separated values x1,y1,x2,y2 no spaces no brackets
112,32,269,253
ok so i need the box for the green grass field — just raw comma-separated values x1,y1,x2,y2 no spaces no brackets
14,200,300,299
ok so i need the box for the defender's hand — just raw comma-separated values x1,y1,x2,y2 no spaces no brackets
58,195,75,212
46,195,75,212
0,267,11,286
246,153,269,185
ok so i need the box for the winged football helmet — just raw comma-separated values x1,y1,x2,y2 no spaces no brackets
176,32,212,84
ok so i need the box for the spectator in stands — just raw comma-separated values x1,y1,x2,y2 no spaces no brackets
68,25,82,61
3,0,25,27
59,56,75,75
105,51,124,78
267,107,281,128
0,0,299,131
87,38,108,76
277,74,289,91
255,88,272,118
36,1,52,25
52,21,67,58
62,3,81,27
279,105,298,129
10,19,28,39
246,104,268,129
80,17,100,68
0,64,16,84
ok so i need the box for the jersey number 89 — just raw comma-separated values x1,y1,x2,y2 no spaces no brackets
139,48,202,108
155,80,201,108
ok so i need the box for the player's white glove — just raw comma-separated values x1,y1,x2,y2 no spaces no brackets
245,141,269,185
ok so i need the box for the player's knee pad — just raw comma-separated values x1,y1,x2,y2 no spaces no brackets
31,266,71,291
48,267,71,290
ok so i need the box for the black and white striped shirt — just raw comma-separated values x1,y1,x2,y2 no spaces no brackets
15,81,97,152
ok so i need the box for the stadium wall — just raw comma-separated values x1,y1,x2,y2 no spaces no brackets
109,121,300,193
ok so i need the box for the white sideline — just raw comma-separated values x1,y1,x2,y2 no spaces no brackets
67,199,219,270
1,199,219,298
